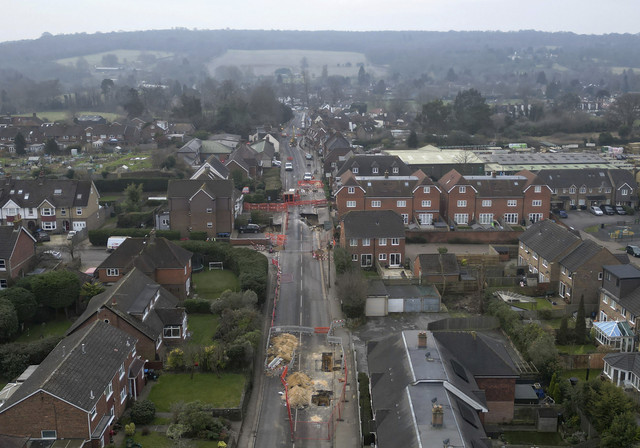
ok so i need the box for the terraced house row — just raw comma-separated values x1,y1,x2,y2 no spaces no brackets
334,154,551,227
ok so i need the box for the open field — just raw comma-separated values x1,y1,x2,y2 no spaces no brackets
208,49,388,78
148,373,245,412
56,49,173,67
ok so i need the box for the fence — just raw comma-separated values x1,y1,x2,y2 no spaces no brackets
243,199,327,212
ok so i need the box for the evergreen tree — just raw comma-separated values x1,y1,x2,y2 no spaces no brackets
557,316,570,345
574,295,586,344
407,130,419,148
14,131,26,155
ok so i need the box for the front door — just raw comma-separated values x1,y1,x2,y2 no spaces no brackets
390,253,401,267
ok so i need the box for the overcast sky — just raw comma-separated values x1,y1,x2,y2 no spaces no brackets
2,0,638,43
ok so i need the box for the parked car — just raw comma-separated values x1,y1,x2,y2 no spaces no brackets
627,245,640,257
303,172,312,181
35,231,50,242
616,205,627,215
305,153,313,160
239,223,260,233
601,204,615,215
590,206,604,216
285,162,293,171
67,230,77,240
272,159,282,167
558,210,568,218
43,250,62,259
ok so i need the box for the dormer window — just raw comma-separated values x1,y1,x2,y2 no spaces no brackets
352,167,359,174
54,189,62,195
459,186,466,193
392,167,399,174
534,186,541,193
76,194,82,200
9,190,14,194
348,187,355,194
17,190,22,194
423,186,430,194
372,167,378,174
24,193,29,199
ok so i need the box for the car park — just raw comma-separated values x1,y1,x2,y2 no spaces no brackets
616,205,627,215
589,206,603,216
627,245,640,257
239,223,260,233
303,172,312,181
601,204,615,215
285,162,293,171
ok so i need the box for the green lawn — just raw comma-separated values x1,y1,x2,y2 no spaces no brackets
192,270,240,300
559,369,591,382
15,317,72,342
502,431,567,445
121,431,222,448
513,297,553,311
148,373,245,412
556,344,597,355
187,314,220,346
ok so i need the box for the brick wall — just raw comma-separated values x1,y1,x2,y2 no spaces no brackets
475,377,516,423
156,267,191,300
406,229,522,244
8,230,35,279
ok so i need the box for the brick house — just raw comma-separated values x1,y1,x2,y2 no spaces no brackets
334,170,441,224
166,179,240,239
67,267,187,362
536,168,638,210
597,264,640,347
340,210,405,268
518,220,582,287
438,169,550,226
95,235,193,300
0,226,36,289
557,239,622,309
0,321,144,447
0,177,102,233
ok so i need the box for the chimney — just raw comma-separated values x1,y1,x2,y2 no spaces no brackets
90,390,94,400
431,403,444,427
384,169,389,179
418,331,428,348
5,174,11,186
492,171,496,178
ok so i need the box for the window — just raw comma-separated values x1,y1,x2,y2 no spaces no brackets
207,222,213,228
532,200,542,207
397,200,407,207
60,208,66,216
605,187,612,193
379,238,387,246
206,208,213,213
457,200,467,207
42,221,56,230
362,238,371,246
579,186,586,194
54,189,62,195
351,254,358,261
598,272,603,280
552,188,557,194
529,213,543,223
504,213,518,224
482,200,492,207
401,213,409,224
372,167,379,174
346,201,356,208
423,186,430,194
478,213,493,224
421,200,431,207
120,386,127,404
542,258,548,268
164,325,181,338
371,200,381,208
534,186,541,193
419,213,433,225
0,259,5,270
0,279,7,289
379,253,387,261
107,268,119,277
348,187,355,194
391,238,400,246
454,213,469,225
603,295,609,304
610,298,616,310
569,186,576,194
507,200,517,207
91,406,97,421
105,382,113,400
41,207,54,216
622,188,629,195
350,238,358,246
532,251,538,260
41,431,57,439
631,314,636,325
76,208,82,215
392,167,399,174
161,218,169,226
458,186,466,193
361,254,373,267
352,167,359,174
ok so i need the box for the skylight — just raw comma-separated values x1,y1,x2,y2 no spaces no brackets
54,189,62,195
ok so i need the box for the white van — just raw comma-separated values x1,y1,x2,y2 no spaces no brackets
107,236,130,252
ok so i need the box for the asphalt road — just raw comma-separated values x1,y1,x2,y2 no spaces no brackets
252,117,335,448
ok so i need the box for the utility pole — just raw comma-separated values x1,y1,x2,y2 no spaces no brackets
327,241,331,289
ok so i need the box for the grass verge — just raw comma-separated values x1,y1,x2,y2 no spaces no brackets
148,373,245,412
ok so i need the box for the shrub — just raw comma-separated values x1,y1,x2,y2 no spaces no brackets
131,399,156,425
94,178,169,193
125,423,136,436
117,211,154,228
166,348,185,370
189,231,208,241
184,299,212,314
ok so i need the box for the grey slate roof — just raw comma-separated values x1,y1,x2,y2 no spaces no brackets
67,268,183,341
0,178,96,209
536,168,613,189
336,155,413,178
558,240,604,272
604,352,640,373
342,210,405,239
167,178,236,199
603,264,640,279
0,226,35,259
417,253,460,276
0,321,135,413
519,220,581,262
97,237,192,272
